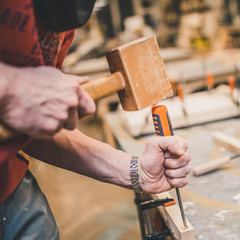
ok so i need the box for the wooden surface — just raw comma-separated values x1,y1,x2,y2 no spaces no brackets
104,111,240,239
152,192,195,240
82,72,125,100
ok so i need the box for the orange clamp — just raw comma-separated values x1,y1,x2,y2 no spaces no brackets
228,75,235,94
164,200,176,207
206,73,214,90
170,80,176,95
177,84,184,101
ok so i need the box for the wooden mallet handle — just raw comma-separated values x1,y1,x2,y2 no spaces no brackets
81,72,125,100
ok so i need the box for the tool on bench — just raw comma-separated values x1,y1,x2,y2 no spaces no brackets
177,84,188,120
192,154,240,176
152,105,188,228
206,72,214,92
228,75,240,109
135,193,176,239
169,80,176,96
0,36,172,140
228,75,236,94
139,198,176,210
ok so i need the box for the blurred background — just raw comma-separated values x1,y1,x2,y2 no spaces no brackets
28,1,240,239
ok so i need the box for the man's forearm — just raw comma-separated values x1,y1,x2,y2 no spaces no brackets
23,129,132,189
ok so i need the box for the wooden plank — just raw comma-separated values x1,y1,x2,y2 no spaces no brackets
213,131,240,153
118,85,240,137
152,192,195,240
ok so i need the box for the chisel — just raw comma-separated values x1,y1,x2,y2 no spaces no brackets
152,105,187,228
192,154,240,176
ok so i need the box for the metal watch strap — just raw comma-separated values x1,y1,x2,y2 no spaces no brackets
130,156,142,193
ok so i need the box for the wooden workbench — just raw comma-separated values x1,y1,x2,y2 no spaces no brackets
103,111,240,240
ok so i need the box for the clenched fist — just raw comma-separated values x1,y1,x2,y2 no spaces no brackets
0,63,95,138
139,136,191,193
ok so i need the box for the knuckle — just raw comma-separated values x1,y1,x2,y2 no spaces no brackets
169,178,188,188
185,165,192,175
58,112,68,121
44,119,60,133
181,178,188,187
165,160,174,169
165,169,174,178
168,179,177,188
182,165,191,176
67,96,78,108
185,152,191,163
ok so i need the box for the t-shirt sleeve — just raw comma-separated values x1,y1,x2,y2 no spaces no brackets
56,30,75,69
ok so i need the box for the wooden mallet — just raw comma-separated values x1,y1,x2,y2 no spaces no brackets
0,36,172,140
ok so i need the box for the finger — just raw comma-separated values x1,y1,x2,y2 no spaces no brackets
167,177,189,188
67,74,90,85
150,136,187,156
175,136,188,152
41,102,69,121
164,144,188,159
34,117,63,138
164,152,191,169
164,151,178,158
63,107,78,130
165,165,191,179
77,87,96,118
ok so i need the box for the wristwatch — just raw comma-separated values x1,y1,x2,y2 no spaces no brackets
130,156,142,193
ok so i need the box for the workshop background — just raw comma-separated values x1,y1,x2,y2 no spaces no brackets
27,0,240,239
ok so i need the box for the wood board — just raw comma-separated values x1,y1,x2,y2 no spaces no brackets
213,131,240,153
118,85,240,137
152,192,195,240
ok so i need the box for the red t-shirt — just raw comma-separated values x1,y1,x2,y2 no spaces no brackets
0,0,75,203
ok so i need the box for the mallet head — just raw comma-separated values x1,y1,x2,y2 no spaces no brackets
106,36,172,111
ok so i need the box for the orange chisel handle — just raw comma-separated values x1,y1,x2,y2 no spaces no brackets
152,105,187,228
152,105,173,137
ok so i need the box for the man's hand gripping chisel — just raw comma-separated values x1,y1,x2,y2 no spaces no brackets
152,105,188,228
